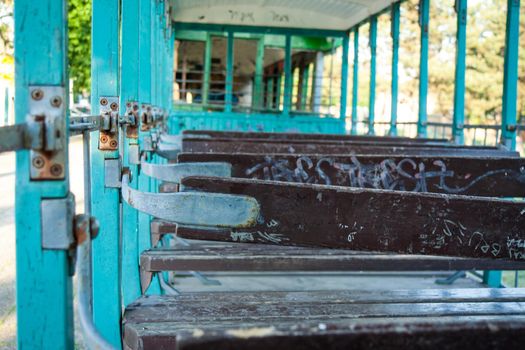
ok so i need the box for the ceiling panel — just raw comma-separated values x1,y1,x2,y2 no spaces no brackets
169,0,398,31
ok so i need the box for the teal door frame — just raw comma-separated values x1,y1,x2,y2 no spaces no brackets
14,0,73,348
90,0,122,347
120,0,142,307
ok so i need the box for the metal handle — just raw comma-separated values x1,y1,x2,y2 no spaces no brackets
121,173,260,228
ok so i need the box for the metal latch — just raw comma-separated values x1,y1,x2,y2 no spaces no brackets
121,101,139,139
28,86,67,180
41,193,100,250
98,97,119,151
140,103,153,131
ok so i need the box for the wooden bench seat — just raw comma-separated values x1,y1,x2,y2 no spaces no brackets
123,288,525,349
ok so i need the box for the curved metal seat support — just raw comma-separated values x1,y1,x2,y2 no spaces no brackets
155,141,180,159
121,174,259,228
141,161,232,183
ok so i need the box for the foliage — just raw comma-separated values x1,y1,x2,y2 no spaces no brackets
68,0,91,94
351,0,525,124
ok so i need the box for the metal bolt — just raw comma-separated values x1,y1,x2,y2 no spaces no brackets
90,216,100,239
32,156,45,169
100,98,108,106
31,89,44,100
110,102,118,111
126,102,131,108
50,164,63,176
109,140,118,148
100,135,109,143
50,96,62,108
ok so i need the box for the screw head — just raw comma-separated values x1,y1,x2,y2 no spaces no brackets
100,98,108,106
50,164,63,176
50,96,62,108
31,89,44,101
32,156,45,168
109,140,118,148
110,102,118,111
100,135,109,143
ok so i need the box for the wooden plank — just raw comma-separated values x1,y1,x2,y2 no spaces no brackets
124,316,525,350
140,245,525,272
177,153,525,197
181,138,517,157
182,129,448,143
123,291,525,324
178,177,525,261
182,136,497,149
122,291,525,349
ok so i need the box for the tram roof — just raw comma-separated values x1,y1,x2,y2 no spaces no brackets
169,0,398,33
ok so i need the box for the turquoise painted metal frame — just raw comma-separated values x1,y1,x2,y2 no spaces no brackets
351,27,359,135
120,0,142,307
390,3,400,136
452,0,467,144
417,0,430,137
14,0,73,348
90,0,122,346
500,0,520,150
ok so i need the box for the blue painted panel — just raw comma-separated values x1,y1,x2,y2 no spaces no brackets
14,1,73,348
90,0,122,346
120,0,141,306
171,111,345,134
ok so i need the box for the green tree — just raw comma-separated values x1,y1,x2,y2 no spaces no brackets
68,0,91,95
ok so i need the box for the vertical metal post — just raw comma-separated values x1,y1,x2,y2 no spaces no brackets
418,0,430,137
275,73,282,110
14,0,73,348
340,34,350,121
390,3,400,136
483,271,502,288
283,34,293,116
202,33,212,108
225,31,234,112
368,16,378,135
120,0,141,307
253,37,265,110
500,0,520,150
300,64,310,111
453,0,467,144
90,0,121,346
351,27,359,135
313,51,324,114
138,0,153,292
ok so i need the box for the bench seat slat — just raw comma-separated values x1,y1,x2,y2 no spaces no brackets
123,290,525,350
140,245,525,272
